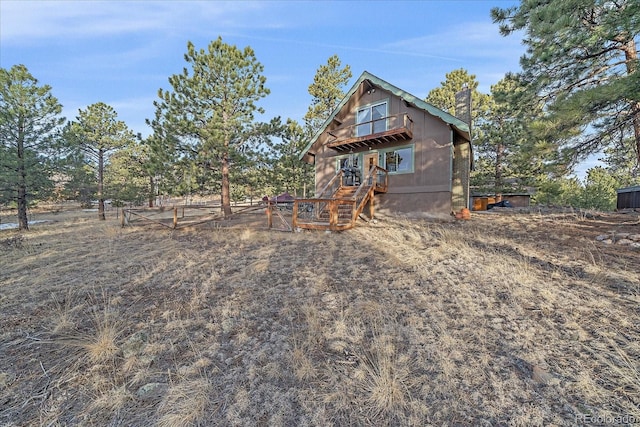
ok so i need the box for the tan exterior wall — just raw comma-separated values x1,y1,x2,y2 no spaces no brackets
313,84,467,216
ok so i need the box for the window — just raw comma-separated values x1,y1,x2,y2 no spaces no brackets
336,153,360,172
356,101,387,136
382,145,413,174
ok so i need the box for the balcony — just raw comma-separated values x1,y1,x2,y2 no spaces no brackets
326,113,413,152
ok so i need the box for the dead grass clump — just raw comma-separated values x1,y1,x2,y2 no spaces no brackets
84,308,121,364
87,384,132,414
579,335,640,417
51,290,79,333
54,295,122,364
355,333,413,422
157,376,215,427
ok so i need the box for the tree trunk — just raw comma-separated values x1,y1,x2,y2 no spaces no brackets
98,149,106,220
17,120,29,230
148,175,154,207
495,141,505,191
622,39,640,166
221,153,232,218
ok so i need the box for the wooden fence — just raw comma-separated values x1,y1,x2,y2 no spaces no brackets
121,203,292,231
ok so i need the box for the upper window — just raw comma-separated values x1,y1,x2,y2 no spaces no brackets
356,101,387,137
382,145,413,174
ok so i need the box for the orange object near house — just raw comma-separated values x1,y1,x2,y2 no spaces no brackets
460,208,471,220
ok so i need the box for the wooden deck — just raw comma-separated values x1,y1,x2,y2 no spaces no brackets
292,165,388,231
326,113,413,152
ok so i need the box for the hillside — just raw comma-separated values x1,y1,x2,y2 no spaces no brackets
1,208,639,426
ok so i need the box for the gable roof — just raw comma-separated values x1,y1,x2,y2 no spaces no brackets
300,71,471,161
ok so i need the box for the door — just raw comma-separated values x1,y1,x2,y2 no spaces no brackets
363,152,378,184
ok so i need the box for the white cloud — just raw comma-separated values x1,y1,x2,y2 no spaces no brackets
0,1,268,42
383,21,524,70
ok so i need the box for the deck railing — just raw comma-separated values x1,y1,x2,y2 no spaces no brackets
292,166,388,231
327,113,412,141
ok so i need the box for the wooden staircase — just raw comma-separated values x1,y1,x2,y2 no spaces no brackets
292,165,388,231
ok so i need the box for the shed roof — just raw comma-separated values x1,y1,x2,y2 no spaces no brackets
617,185,640,194
299,71,471,161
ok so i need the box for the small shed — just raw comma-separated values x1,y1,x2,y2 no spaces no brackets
617,185,640,210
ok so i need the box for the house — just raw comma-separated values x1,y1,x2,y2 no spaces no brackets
295,71,472,230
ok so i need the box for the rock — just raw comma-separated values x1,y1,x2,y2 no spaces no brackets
595,234,610,241
532,365,556,385
601,239,613,245
0,372,15,389
122,331,148,358
136,382,167,400
616,239,633,245
630,242,640,249
628,234,640,241
615,233,630,239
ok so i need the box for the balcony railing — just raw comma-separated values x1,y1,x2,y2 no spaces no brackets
326,113,413,152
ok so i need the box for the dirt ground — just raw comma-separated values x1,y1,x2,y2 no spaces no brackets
0,207,638,426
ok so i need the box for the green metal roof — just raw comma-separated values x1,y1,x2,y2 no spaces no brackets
299,71,471,161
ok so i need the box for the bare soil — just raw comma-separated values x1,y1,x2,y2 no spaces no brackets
1,207,638,426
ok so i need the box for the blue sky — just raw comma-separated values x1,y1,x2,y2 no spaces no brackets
3,0,597,175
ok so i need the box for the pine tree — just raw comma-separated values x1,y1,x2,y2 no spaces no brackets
473,75,549,193
0,65,64,230
492,0,640,170
150,37,270,217
304,55,352,136
103,142,150,207
266,119,314,197
66,103,135,220
424,68,491,134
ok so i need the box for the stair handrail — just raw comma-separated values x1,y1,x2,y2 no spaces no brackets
316,170,343,199
352,164,377,201
349,165,388,227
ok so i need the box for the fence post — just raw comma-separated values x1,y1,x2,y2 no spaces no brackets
329,201,338,231
266,205,273,229
173,206,178,229
121,208,125,227
369,192,375,219
291,201,298,230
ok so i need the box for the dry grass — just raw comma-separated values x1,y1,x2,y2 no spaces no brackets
1,208,639,425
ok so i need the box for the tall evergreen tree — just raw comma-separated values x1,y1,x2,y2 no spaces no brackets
473,75,551,193
150,37,270,217
103,142,150,207
492,0,640,169
424,68,491,134
304,55,352,136
473,78,518,192
66,102,135,220
266,119,314,197
0,65,64,230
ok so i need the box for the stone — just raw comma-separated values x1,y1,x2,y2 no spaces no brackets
630,242,640,249
616,239,633,245
532,365,556,385
615,233,630,239
601,239,613,245
136,382,167,401
628,234,640,241
0,372,15,389
595,234,610,241
122,331,148,358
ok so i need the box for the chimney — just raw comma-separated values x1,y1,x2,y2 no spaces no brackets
454,84,472,130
